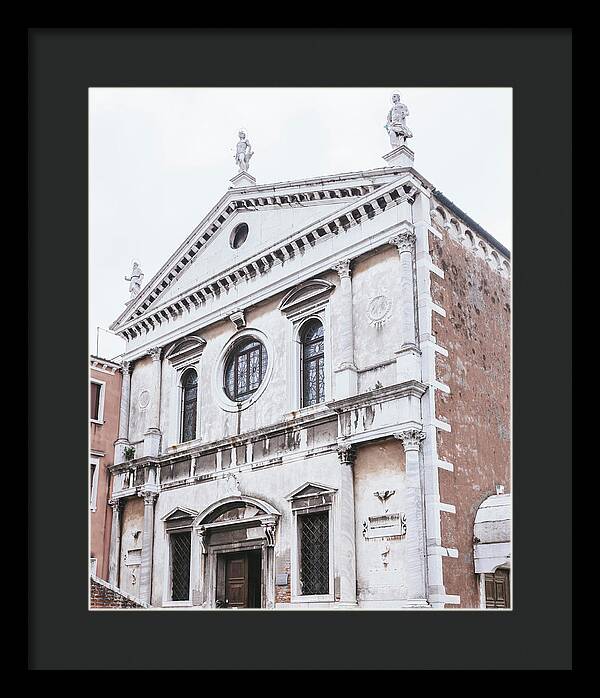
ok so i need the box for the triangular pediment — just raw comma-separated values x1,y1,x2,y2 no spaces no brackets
161,506,198,522
110,172,398,333
286,482,337,501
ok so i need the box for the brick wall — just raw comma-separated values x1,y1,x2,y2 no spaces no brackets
429,231,511,608
90,576,149,609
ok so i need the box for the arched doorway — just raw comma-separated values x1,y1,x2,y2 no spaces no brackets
193,496,280,609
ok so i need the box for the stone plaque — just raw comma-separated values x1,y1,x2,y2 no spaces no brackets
362,513,407,540
276,573,289,586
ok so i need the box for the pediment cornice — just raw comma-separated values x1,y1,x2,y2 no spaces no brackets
112,172,424,341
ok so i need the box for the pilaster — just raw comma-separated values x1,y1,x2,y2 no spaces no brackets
144,347,163,457
107,498,123,587
332,259,358,399
336,440,358,606
394,428,427,601
138,488,158,604
389,232,421,382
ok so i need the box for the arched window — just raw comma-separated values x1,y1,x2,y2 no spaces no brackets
180,368,198,443
301,319,325,407
224,337,268,402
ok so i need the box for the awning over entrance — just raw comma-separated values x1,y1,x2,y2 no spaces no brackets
473,493,511,574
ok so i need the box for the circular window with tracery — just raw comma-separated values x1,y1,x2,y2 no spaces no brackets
231,222,249,249
224,337,268,401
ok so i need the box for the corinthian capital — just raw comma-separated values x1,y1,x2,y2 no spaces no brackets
394,428,426,452
337,440,357,466
120,360,132,375
389,231,416,254
332,259,352,279
139,490,158,506
147,347,162,362
108,498,123,513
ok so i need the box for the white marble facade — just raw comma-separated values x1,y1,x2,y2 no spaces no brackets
106,146,509,610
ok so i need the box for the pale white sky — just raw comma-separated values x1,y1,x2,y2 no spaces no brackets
89,87,512,359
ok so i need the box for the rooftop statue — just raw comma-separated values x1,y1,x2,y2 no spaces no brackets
125,261,144,301
385,93,413,147
235,130,254,172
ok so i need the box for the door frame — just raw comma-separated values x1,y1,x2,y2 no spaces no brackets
205,539,273,609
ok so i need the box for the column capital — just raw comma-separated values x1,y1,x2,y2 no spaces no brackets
337,440,357,466
147,346,162,362
108,498,123,512
394,428,426,452
332,258,352,279
138,489,158,506
389,231,416,254
120,359,132,374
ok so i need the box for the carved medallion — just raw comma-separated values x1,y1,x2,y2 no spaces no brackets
138,390,150,409
367,294,392,327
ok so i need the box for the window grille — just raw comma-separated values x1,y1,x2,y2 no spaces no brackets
170,531,191,601
299,510,329,595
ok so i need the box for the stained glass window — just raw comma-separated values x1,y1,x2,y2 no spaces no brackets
224,338,268,401
180,368,198,443
299,510,329,595
301,320,325,407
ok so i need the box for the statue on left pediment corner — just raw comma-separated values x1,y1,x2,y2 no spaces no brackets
125,261,144,301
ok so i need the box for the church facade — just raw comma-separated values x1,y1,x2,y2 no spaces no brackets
103,107,511,610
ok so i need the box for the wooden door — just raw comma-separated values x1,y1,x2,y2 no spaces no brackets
225,554,248,608
484,568,510,608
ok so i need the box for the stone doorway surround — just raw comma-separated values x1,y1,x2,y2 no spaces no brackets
192,496,280,609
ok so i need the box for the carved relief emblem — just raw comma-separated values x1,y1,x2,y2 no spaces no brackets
138,390,150,409
367,294,392,327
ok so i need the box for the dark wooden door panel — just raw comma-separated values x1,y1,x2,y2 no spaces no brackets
485,569,510,608
225,555,248,608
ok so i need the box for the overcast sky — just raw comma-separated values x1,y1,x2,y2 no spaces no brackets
89,87,512,360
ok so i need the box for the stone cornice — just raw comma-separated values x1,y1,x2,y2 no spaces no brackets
326,380,428,414
112,173,424,340
90,357,121,374
108,408,338,475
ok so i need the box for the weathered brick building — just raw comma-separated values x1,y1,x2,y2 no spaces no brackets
90,356,122,581
100,101,511,610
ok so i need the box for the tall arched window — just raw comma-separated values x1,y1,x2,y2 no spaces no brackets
301,319,325,407
180,368,198,443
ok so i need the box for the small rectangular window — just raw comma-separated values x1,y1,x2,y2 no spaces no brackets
90,463,96,500
299,510,329,595
170,531,192,601
90,382,101,421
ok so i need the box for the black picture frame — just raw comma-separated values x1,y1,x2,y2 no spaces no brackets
29,28,572,671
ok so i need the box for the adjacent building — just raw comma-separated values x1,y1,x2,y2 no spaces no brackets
90,356,122,581
100,103,511,610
